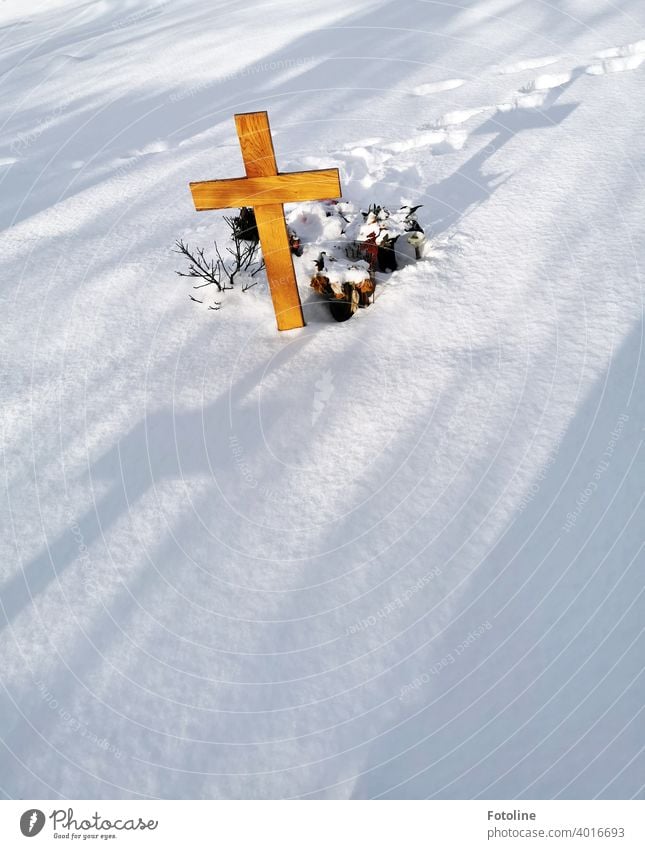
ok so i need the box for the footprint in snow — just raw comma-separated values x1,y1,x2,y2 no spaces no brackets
520,72,573,92
594,40,645,59
433,106,492,127
498,71,574,110
586,39,645,75
416,106,493,150
357,38,638,169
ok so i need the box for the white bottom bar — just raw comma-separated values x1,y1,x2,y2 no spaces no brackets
1,800,644,847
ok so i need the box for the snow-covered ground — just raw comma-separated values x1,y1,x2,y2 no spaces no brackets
1,0,644,799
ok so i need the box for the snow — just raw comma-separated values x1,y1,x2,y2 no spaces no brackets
1,0,644,801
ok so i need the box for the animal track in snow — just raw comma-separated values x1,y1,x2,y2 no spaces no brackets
499,56,560,74
586,40,645,75
412,78,465,96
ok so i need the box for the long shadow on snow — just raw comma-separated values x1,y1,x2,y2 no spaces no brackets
0,326,315,633
0,0,470,229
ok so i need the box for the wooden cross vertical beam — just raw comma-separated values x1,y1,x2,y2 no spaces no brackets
235,112,304,331
189,111,342,331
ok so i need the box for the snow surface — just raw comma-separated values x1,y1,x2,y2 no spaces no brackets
0,0,644,800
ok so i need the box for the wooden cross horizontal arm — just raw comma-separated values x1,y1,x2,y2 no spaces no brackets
189,169,341,211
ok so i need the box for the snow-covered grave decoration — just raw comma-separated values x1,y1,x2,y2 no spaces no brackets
176,200,430,321
287,200,428,321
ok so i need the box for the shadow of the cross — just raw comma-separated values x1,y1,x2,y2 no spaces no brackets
426,74,582,239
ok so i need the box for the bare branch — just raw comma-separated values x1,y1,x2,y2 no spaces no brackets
175,210,266,305
174,240,222,290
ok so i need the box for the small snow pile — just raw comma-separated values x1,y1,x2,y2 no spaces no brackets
286,200,347,244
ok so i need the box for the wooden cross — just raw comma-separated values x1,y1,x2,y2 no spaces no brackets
189,111,342,331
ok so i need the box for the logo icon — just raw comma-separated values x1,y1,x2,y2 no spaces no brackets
20,810,45,837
